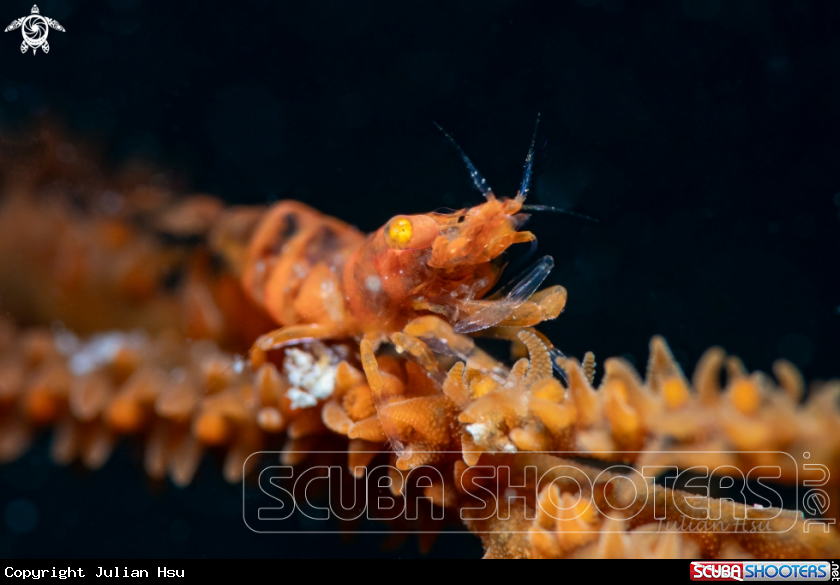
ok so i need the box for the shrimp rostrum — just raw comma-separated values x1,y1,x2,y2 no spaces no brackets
234,121,568,466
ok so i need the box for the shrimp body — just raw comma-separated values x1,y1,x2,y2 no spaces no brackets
239,201,364,337
240,194,539,348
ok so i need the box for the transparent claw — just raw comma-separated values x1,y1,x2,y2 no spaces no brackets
454,256,554,334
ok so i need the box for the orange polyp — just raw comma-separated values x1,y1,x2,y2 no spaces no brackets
24,388,62,425
155,381,199,422
663,377,690,409
257,406,284,432
531,399,576,435
69,374,111,422
80,425,115,471
194,411,231,446
286,408,326,439
470,375,498,400
22,332,55,367
443,363,470,407
347,439,379,476
202,364,233,396
509,427,548,451
0,363,25,405
255,362,283,406
321,400,352,434
342,383,376,421
347,416,386,442
107,398,146,433
168,431,203,488
184,278,226,341
729,378,761,415
335,361,365,394
603,379,641,439
531,377,565,402
50,418,79,466
110,348,140,386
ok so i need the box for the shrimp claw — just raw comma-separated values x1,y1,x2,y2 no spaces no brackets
454,255,554,334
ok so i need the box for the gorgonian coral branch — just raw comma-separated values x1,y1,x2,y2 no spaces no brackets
0,129,837,559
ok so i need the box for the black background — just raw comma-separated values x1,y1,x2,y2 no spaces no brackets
1,0,838,559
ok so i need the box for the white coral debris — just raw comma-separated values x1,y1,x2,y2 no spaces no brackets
466,423,490,443
282,343,343,409
61,330,147,376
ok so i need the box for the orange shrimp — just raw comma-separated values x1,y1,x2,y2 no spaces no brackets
226,120,569,463
235,120,567,357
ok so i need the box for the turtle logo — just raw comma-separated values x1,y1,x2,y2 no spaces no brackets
5,5,65,55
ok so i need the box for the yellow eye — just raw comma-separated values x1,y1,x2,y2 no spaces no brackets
386,217,413,249
384,214,440,250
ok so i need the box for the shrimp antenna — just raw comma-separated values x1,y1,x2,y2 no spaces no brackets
521,204,599,223
518,112,540,201
434,122,494,198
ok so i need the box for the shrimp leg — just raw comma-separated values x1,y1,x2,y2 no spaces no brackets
454,256,554,334
492,285,567,328
254,323,339,351
403,316,508,382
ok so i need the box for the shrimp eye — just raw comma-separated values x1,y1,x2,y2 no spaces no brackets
384,215,440,250
386,217,414,249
